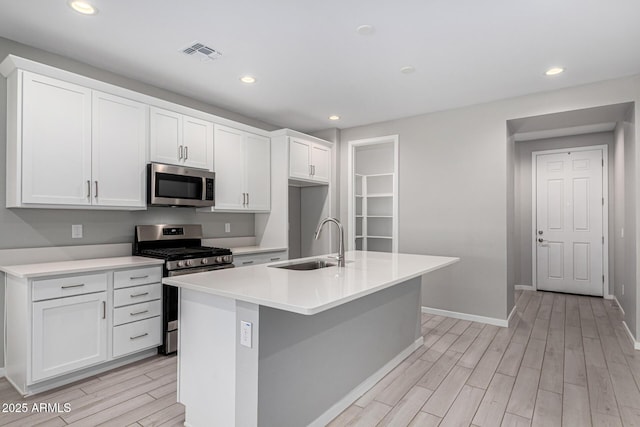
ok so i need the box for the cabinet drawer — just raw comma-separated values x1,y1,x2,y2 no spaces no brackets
114,267,162,289
113,300,162,326
113,283,161,307
234,251,287,267
113,316,162,358
32,273,108,301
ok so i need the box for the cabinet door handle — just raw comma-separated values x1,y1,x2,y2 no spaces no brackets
309,165,312,176
61,283,85,289
270,257,281,261
102,301,106,319
246,193,249,206
130,333,149,340
87,180,91,198
184,146,189,160
130,292,149,298
178,145,183,159
130,309,149,316
242,260,254,265
130,275,149,280
94,181,98,198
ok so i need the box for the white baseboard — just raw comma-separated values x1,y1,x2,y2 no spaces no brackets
609,295,626,315
507,305,517,328
622,321,640,351
308,336,424,427
422,306,511,328
515,285,535,291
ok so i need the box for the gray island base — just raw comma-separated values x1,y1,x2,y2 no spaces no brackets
165,251,459,426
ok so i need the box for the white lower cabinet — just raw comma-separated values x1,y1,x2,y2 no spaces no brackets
234,250,287,267
3,263,163,395
32,291,108,382
113,316,162,358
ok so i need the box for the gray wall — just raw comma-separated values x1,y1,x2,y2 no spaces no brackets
513,132,615,289
339,75,640,324
287,186,301,259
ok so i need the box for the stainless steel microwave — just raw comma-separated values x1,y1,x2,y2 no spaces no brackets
147,163,215,207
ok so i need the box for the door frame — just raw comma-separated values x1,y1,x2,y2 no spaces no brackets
531,144,609,295
347,135,399,252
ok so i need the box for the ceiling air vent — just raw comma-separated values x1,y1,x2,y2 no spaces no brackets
180,41,222,62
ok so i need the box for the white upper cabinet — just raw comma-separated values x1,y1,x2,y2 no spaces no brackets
289,137,330,184
21,72,93,206
149,106,213,170
211,124,270,212
13,71,147,209
92,91,147,208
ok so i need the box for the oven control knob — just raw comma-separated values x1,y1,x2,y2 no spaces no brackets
225,255,233,263
177,260,185,268
201,258,209,265
186,260,193,267
215,256,223,263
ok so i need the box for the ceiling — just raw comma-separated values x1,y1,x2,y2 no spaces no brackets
1,0,639,133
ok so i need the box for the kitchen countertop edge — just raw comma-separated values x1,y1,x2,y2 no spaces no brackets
0,256,165,278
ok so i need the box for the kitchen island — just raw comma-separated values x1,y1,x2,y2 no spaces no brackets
163,250,458,427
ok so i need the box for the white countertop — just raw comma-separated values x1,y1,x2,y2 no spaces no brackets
163,251,459,315
0,256,164,278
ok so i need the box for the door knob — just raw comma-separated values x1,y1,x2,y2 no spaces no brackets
538,230,543,235
538,238,544,243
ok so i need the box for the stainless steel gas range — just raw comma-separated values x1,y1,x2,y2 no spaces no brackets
134,224,233,354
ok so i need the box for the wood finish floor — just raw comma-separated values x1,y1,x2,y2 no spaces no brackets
0,290,639,426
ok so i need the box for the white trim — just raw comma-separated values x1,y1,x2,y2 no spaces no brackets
515,285,535,291
609,295,625,315
347,135,399,253
531,145,609,296
507,305,517,328
622,321,640,351
308,336,423,427
422,306,513,328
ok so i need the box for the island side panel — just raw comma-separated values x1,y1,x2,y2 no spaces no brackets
257,277,422,427
235,300,260,427
178,289,238,427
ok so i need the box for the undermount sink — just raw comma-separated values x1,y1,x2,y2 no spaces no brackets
270,259,336,271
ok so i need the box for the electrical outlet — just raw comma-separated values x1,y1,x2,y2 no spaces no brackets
71,224,83,239
621,227,624,238
225,223,231,233
622,284,625,296
240,321,252,348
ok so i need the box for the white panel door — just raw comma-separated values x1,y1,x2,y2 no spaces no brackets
182,115,213,170
245,132,271,211
21,72,92,205
213,125,245,210
92,91,147,208
310,143,330,183
289,138,312,180
149,107,182,165
536,149,604,296
32,292,107,382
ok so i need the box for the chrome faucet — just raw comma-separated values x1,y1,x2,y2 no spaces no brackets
314,217,345,267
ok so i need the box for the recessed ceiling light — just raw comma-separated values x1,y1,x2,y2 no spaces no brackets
545,67,565,76
356,25,375,36
68,0,97,15
240,75,256,84
328,115,340,121
400,66,415,74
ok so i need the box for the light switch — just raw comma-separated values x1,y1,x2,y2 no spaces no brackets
72,224,83,239
240,321,252,348
225,223,231,233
